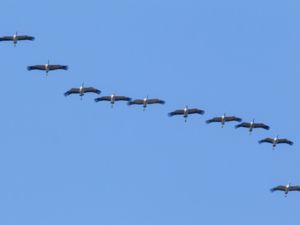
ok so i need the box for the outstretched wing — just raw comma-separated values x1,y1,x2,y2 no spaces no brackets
114,96,131,101
235,122,251,129
83,87,101,94
206,117,222,124
224,116,242,122
64,88,80,96
289,186,300,191
277,139,293,145
0,36,13,41
147,99,165,104
188,108,205,115
253,123,270,130
128,99,144,105
27,65,45,71
48,65,68,70
94,96,111,102
270,185,286,192
17,35,35,41
168,110,185,117
258,138,274,144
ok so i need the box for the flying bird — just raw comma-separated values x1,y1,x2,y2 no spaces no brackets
235,119,270,133
64,83,101,100
95,94,131,107
206,114,242,127
128,96,165,111
0,32,34,46
168,106,205,122
271,183,300,197
259,136,293,149
27,60,68,75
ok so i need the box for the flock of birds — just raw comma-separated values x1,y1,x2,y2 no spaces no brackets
1,32,299,198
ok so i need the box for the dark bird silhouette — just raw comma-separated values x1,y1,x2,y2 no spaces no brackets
206,113,242,127
271,183,300,197
0,32,34,46
235,119,270,134
128,96,165,111
168,106,205,122
95,94,131,107
259,136,293,149
27,60,68,75
64,83,101,100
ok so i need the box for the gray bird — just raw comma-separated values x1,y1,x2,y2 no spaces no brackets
128,96,165,111
206,113,242,128
27,60,68,75
271,183,300,197
259,136,293,149
64,83,101,100
95,94,131,107
169,106,205,122
0,32,34,47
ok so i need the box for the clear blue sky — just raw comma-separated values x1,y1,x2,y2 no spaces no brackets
1,0,300,224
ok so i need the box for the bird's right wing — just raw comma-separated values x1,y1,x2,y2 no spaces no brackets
270,185,286,192
64,88,80,96
27,65,45,71
94,96,111,102
0,36,13,41
258,138,273,144
206,117,222,124
168,110,184,117
128,99,144,105
235,122,250,129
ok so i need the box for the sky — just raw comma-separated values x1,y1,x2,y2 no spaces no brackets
1,0,300,224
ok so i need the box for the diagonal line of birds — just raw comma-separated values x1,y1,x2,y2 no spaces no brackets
1,32,298,198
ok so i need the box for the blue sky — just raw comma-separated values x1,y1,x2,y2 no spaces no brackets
1,0,300,224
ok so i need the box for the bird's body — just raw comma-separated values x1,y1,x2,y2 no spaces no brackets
0,32,34,46
235,119,270,133
271,183,300,197
206,114,242,127
168,106,205,122
64,83,101,100
128,97,165,111
27,61,68,75
259,136,293,149
95,94,131,107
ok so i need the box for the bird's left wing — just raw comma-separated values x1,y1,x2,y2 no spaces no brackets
277,139,293,145
188,108,205,115
48,65,68,70
114,96,131,101
289,186,300,191
224,116,242,122
147,99,165,104
253,123,270,130
83,87,101,94
17,35,35,41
